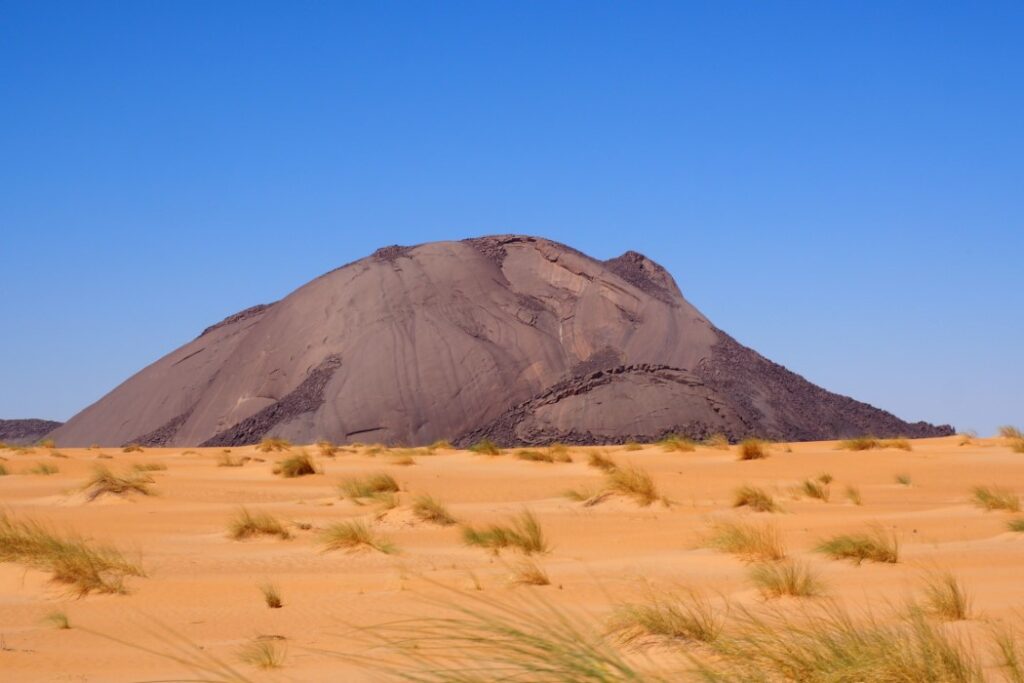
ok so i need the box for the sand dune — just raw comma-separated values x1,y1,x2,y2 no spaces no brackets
1,436,1023,681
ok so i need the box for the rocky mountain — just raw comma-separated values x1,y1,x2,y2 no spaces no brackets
47,235,953,447
0,419,63,445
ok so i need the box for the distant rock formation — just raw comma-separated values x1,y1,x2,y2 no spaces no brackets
0,419,63,445
47,235,953,447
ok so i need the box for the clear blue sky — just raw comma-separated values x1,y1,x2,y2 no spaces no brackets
1,2,1021,435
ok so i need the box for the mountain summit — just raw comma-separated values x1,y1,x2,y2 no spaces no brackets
48,235,952,447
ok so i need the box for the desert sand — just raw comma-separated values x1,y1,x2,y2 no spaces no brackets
2,435,1023,681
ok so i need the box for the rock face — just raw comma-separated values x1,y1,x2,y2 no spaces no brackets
47,235,953,447
0,419,63,445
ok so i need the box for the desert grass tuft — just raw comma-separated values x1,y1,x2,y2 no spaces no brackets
972,485,1020,512
389,454,416,466
817,473,833,485
749,559,824,598
121,443,143,453
217,451,245,467
845,485,863,506
321,519,396,554
44,611,71,629
428,439,453,451
659,434,696,453
605,464,660,506
339,472,399,503
838,436,880,451
36,438,56,448
132,462,167,472
737,439,769,461
1009,518,1024,533
882,438,913,451
516,449,554,463
732,485,778,512
922,572,971,621
1000,425,1024,453
83,465,153,500
587,451,618,472
257,437,292,453
238,638,286,670
260,582,283,608
411,494,457,526
800,479,831,502
273,450,318,478
817,525,899,565
547,443,572,462
510,558,551,586
706,519,786,562
895,473,913,486
229,508,291,540
608,589,723,646
469,439,501,456
0,463,8,476
0,512,144,595
28,462,59,475
462,510,549,556
623,440,643,451
704,433,731,450
316,440,338,457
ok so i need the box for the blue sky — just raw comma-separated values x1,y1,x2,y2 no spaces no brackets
1,1,1021,435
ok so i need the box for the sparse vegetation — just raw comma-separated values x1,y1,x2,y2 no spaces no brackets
922,572,971,621
257,437,292,453
321,519,396,554
122,443,143,453
1000,426,1024,453
800,479,831,502
83,465,153,500
817,526,899,565
845,485,863,506
339,472,399,503
411,495,457,525
260,583,283,608
470,439,501,456
217,451,245,467
587,451,618,472
737,439,768,460
29,462,59,475
548,443,572,462
817,473,833,485
389,454,416,466
0,463,7,476
316,440,338,457
704,433,730,450
515,449,554,463
606,464,660,506
562,486,599,503
428,439,453,451
132,462,167,472
0,512,144,595
608,589,722,646
623,440,643,451
1009,518,1024,533
749,559,824,599
706,519,786,562
972,485,1020,512
732,485,778,512
238,638,286,670
659,434,695,453
45,611,71,629
510,559,551,586
882,438,913,451
273,450,318,477
462,510,549,556
895,473,912,486
838,436,880,451
228,508,291,540
36,438,56,448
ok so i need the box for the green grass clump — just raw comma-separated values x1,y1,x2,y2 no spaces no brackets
321,519,396,554
0,512,144,595
706,519,786,562
800,479,831,502
339,472,399,503
462,510,549,556
411,494,457,526
238,638,286,669
749,559,824,599
228,508,291,540
83,465,153,500
470,439,501,455
732,485,778,512
659,434,696,453
273,450,318,477
922,572,971,621
257,437,292,453
587,451,618,472
838,436,880,451
605,464,660,506
737,439,769,460
972,485,1020,512
260,582,283,609
817,526,899,565
608,590,722,646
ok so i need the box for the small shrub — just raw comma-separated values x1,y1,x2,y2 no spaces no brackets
411,495,457,525
462,510,549,555
316,440,338,457
238,638,286,669
29,462,59,475
660,434,696,453
881,438,912,451
999,425,1024,440
800,479,831,502
257,437,292,453
83,466,153,500
122,443,143,453
608,590,722,645
838,436,880,451
845,485,863,506
606,465,660,506
470,439,501,455
217,452,245,467
1009,518,1024,532
229,508,291,540
895,473,912,486
562,486,599,503
45,611,71,629
922,572,971,621
587,451,618,472
817,473,833,485
0,463,7,476
516,449,554,463
339,472,399,503
623,441,643,451
817,526,899,565
260,583,283,609
706,519,786,562
321,519,396,554
733,485,778,512
972,486,1020,512
738,439,768,460
510,559,550,586
273,450,318,478
704,433,730,450
749,559,824,598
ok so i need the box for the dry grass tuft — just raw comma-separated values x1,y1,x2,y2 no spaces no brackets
659,434,696,453
605,465,660,506
411,494,457,526
800,479,831,502
257,437,292,453
339,472,400,503
838,436,880,451
470,439,501,455
228,508,291,540
817,526,899,565
587,451,618,472
428,439,453,451
749,559,824,598
732,485,778,512
260,582,283,609
0,463,7,476
462,510,549,556
238,638,286,670
217,451,246,467
132,462,167,472
922,572,971,621
389,454,416,466
510,558,551,586
895,473,912,486
704,433,731,450
83,465,153,500
972,485,1020,512
706,519,786,562
1001,426,1024,453
1009,518,1024,533
608,589,723,646
36,438,56,448
845,485,863,506
45,611,71,629
273,450,318,477
121,443,143,453
316,440,338,457
28,462,59,475
882,438,913,451
737,439,769,460
321,519,396,554
623,440,643,451
515,449,554,463
0,512,144,595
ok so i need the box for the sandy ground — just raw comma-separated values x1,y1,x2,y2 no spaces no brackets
1,436,1023,681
